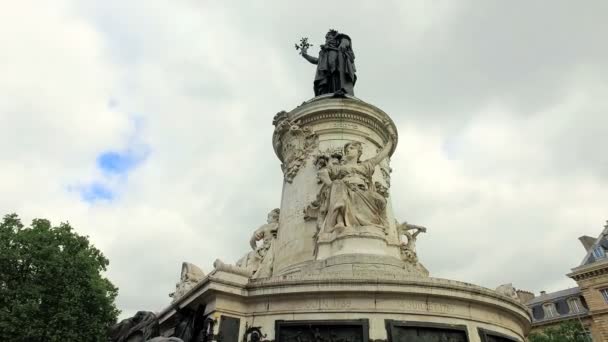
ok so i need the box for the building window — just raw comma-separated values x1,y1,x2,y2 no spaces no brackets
600,289,608,303
593,246,605,259
543,303,558,318
568,297,582,313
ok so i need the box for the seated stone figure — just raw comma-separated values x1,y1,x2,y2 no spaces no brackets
214,209,280,279
236,208,280,279
495,283,520,302
169,262,205,303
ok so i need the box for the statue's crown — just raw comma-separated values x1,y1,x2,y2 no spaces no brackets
327,29,338,36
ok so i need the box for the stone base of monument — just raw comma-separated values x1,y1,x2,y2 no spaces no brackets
276,254,429,279
156,96,530,342
158,270,529,342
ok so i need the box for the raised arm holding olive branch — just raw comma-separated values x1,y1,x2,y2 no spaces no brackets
363,122,397,167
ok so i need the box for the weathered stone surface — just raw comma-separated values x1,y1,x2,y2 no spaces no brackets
169,263,205,303
158,275,530,341
157,96,530,342
272,96,409,275
212,209,280,280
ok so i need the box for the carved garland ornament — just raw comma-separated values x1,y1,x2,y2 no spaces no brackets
273,111,319,183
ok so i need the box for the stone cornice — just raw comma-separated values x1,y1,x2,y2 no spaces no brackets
157,273,532,330
157,270,249,323
273,97,398,162
248,275,530,313
568,259,608,281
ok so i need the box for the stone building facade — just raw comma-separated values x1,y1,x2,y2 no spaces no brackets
568,221,608,341
524,221,608,341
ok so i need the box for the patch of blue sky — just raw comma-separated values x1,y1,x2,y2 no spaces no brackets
72,110,149,204
97,149,146,175
97,111,149,175
78,183,114,203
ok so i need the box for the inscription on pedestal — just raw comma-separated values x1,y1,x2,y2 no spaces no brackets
333,122,359,130
400,301,455,314
320,298,352,309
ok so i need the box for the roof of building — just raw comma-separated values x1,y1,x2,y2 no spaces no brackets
579,221,608,267
526,287,589,325
527,287,581,305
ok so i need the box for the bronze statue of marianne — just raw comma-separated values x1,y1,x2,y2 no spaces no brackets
296,29,357,97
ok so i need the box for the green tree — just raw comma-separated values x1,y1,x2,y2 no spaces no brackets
0,213,119,341
528,320,592,342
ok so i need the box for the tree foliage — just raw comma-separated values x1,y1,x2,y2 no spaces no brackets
0,213,119,341
528,320,592,342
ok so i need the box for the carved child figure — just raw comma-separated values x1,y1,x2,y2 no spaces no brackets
397,222,427,263
236,208,280,279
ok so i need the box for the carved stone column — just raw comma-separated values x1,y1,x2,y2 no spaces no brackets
272,95,406,276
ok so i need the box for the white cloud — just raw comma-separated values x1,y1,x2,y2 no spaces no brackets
1,0,607,319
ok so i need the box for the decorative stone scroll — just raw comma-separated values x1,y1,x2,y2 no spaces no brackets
273,111,319,183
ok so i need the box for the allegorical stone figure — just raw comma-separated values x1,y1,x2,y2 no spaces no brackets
235,208,280,278
397,222,427,263
299,29,356,96
308,126,396,236
169,262,205,303
495,283,521,302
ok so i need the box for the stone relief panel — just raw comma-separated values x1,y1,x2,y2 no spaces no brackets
273,111,319,183
169,262,205,303
385,321,468,342
214,209,280,279
275,320,369,342
303,135,395,252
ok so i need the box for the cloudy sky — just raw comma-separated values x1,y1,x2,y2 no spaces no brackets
1,1,607,318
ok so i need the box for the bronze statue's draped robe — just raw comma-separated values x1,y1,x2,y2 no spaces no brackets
314,34,356,96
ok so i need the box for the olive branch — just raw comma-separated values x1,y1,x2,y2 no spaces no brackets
294,37,313,54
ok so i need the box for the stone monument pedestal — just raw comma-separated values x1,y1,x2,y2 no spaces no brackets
159,271,530,341
156,96,531,342
316,231,401,260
